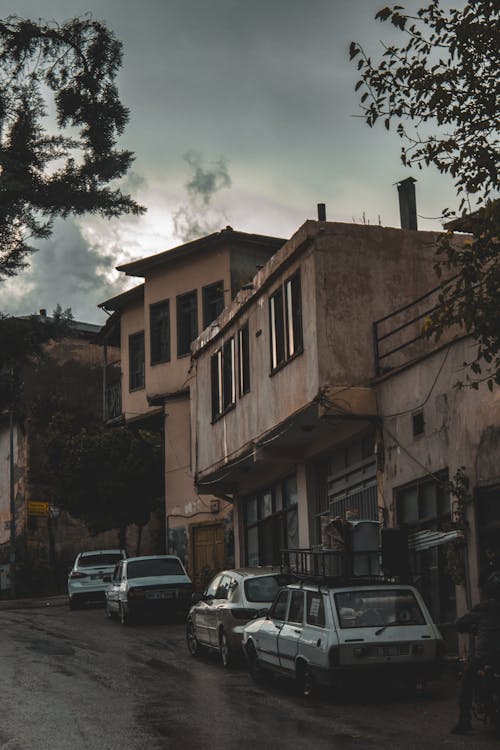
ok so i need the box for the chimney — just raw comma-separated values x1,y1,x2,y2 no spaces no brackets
39,308,47,317
396,177,417,230
317,203,326,221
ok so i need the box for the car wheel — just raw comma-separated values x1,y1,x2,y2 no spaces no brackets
297,662,315,698
119,603,131,626
219,629,232,669
246,642,266,684
186,620,202,656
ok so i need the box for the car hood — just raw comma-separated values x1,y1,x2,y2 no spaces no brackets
126,575,191,588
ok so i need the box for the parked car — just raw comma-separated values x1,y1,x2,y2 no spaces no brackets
68,549,127,609
242,582,445,696
186,567,284,667
105,555,192,624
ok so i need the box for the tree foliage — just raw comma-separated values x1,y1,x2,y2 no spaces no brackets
0,15,145,278
45,415,163,548
351,1,500,387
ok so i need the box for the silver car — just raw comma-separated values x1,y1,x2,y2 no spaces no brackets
105,555,193,625
186,567,283,667
68,549,126,609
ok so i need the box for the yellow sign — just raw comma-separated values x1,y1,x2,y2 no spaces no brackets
28,501,49,516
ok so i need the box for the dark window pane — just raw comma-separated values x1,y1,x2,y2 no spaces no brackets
270,590,289,621
285,272,303,357
202,280,225,328
150,300,170,365
238,324,250,395
126,558,185,578
244,575,281,603
223,337,235,409
306,592,325,628
211,350,222,420
288,590,304,624
177,290,198,357
129,332,145,390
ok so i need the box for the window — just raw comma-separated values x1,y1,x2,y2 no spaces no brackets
269,270,303,371
412,410,425,437
238,324,250,396
288,590,304,624
150,300,170,365
129,332,145,390
306,592,326,628
177,290,198,357
211,337,235,420
270,590,289,621
202,280,225,328
245,476,299,566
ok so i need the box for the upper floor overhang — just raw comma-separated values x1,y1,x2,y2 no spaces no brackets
195,386,378,498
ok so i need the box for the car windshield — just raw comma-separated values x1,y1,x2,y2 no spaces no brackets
334,589,426,629
78,553,123,567
244,575,281,603
126,558,184,579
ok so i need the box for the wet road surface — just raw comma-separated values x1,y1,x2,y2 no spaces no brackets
0,601,498,749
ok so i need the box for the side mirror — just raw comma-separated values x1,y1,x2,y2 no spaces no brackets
102,575,111,583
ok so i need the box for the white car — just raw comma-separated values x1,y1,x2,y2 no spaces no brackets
68,549,126,609
105,555,193,625
242,582,445,696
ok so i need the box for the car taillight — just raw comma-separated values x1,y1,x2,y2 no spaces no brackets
69,571,88,579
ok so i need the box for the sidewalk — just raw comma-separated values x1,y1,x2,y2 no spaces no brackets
0,593,68,610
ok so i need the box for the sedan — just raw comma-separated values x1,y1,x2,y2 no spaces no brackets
105,555,193,625
186,567,283,667
68,549,126,609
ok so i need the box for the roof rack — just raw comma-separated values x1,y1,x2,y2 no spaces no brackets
280,548,407,586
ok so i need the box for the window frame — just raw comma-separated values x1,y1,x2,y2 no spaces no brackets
150,299,170,365
176,289,198,358
238,323,251,397
269,270,303,373
211,336,236,422
202,280,225,329
128,331,145,391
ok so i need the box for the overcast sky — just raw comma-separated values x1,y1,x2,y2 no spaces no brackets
1,0,461,324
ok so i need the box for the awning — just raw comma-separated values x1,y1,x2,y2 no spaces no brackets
408,529,464,552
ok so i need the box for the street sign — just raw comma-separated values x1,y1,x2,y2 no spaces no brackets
28,501,49,516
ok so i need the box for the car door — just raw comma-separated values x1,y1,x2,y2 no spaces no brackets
206,575,231,646
107,562,122,613
299,590,331,671
277,589,305,674
255,589,289,669
193,575,223,646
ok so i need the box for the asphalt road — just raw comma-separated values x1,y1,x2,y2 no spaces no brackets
0,600,498,750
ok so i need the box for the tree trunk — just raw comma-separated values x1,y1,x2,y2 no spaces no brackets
135,525,143,557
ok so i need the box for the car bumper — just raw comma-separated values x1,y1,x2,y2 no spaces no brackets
314,660,443,687
124,596,192,617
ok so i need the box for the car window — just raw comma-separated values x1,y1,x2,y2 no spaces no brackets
244,575,281,603
270,589,289,621
78,553,124,567
306,591,326,628
334,589,426,629
126,558,185,579
215,575,231,599
206,575,223,598
227,577,239,600
287,590,304,624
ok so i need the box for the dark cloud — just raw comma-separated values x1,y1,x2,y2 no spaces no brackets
0,218,128,324
173,151,232,242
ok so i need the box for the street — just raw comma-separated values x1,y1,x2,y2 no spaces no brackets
0,599,497,750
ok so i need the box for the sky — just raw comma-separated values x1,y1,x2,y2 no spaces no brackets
0,0,462,324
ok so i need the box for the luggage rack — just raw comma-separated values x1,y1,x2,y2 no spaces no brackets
280,547,402,586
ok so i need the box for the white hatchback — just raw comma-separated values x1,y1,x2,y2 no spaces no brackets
68,549,126,609
243,582,445,697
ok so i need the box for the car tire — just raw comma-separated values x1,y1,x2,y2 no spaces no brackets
119,603,131,626
219,629,232,669
186,620,202,657
246,643,266,684
297,662,315,698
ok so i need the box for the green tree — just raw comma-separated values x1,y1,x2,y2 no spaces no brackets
45,415,164,551
350,1,499,387
0,15,144,278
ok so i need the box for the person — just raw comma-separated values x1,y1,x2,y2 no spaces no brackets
451,574,500,734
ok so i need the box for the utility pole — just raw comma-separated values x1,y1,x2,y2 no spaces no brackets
9,406,16,597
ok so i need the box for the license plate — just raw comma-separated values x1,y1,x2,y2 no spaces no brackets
146,590,175,600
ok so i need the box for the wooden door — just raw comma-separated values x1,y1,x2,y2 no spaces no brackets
192,524,225,590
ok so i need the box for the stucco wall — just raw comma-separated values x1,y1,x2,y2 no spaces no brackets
120,300,152,420
376,338,500,603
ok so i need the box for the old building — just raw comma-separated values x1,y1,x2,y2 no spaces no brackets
99,228,285,586
189,216,494,635
0,314,163,595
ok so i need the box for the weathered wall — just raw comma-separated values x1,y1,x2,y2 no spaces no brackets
376,337,500,605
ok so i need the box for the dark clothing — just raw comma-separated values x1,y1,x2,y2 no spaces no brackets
456,598,500,664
